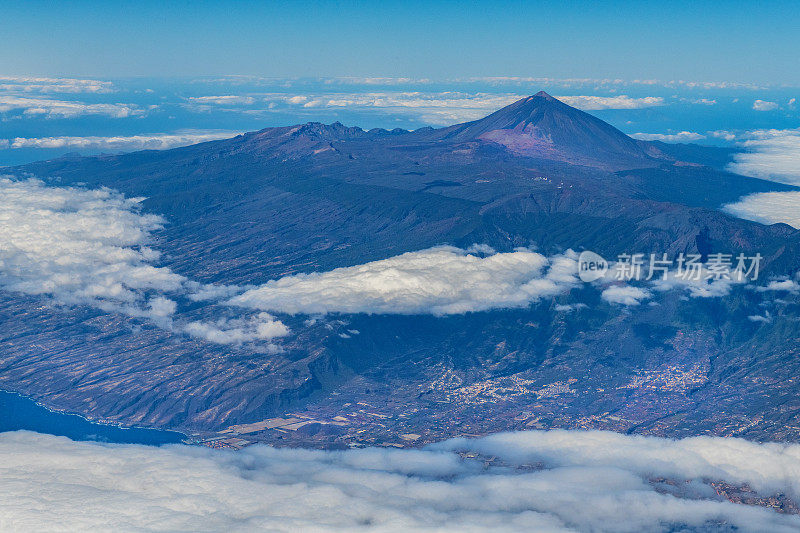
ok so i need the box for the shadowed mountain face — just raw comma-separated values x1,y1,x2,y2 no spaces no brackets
3,94,800,448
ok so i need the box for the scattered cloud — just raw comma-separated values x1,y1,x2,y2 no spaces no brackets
187,95,257,105
273,91,523,124
2,430,800,532
185,91,664,125
651,273,744,299
229,247,581,316
748,313,772,323
0,176,786,350
554,303,588,312
554,95,665,110
183,313,289,346
461,77,763,90
758,279,800,293
0,96,141,118
1,131,240,151
710,130,738,142
752,99,779,111
184,91,525,124
322,76,433,85
723,191,800,229
0,76,114,93
601,285,651,305
630,131,705,142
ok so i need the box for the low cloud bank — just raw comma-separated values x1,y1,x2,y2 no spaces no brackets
723,191,800,229
0,95,140,118
185,91,667,125
752,99,779,112
555,95,664,110
0,178,784,343
229,247,581,315
630,131,705,142
1,131,239,151
727,129,800,186
0,178,286,345
0,76,113,93
1,430,799,532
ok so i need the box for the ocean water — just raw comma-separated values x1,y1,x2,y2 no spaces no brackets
0,390,186,445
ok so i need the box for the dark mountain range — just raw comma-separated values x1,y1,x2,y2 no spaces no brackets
2,94,799,448
425,91,666,169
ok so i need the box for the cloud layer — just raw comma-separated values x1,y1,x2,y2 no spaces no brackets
0,178,286,345
727,130,800,186
630,131,705,142
0,177,183,312
752,99,779,111
230,247,581,315
554,95,664,110
1,429,799,532
0,76,114,94
185,91,667,125
1,131,239,151
723,191,800,229
0,95,140,118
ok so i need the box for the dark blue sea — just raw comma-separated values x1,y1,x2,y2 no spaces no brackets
0,390,186,445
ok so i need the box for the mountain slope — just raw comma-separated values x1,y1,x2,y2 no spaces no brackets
2,93,799,447
423,91,666,169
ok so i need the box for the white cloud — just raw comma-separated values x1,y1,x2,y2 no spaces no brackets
185,91,665,125
601,285,651,305
2,430,800,532
184,313,289,347
188,95,256,105
278,91,524,124
596,259,752,303
723,191,800,228
229,244,769,316
727,130,800,185
229,247,581,316
0,178,287,346
322,76,433,85
0,76,114,93
554,303,587,312
0,177,183,310
630,131,705,142
753,99,779,111
710,130,738,142
460,77,763,90
650,267,746,298
2,131,239,151
758,279,800,293
554,95,665,110
465,243,496,255
184,91,526,125
0,96,140,118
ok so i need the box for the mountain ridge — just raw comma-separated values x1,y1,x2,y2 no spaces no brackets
179,92,671,170
3,91,800,448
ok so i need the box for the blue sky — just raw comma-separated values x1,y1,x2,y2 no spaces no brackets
2,1,799,83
